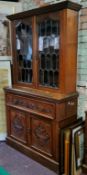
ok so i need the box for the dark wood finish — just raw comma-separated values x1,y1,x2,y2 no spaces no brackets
59,9,79,93
7,1,81,94
29,115,53,156
6,95,55,119
8,108,27,144
5,87,78,172
4,1,81,173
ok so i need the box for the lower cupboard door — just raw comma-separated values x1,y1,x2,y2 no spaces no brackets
27,114,55,158
9,108,27,144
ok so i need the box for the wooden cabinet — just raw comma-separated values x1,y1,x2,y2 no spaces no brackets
4,1,81,173
5,88,78,172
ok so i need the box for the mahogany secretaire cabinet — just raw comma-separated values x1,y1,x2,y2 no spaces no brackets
4,1,81,172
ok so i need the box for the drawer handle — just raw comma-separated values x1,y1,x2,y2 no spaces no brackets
68,101,75,106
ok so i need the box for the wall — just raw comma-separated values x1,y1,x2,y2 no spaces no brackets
0,1,22,141
77,0,87,119
19,0,61,11
19,0,80,10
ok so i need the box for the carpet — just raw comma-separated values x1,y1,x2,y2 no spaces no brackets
0,167,10,175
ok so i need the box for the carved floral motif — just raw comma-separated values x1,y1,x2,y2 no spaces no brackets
7,95,52,115
12,115,24,133
34,124,50,147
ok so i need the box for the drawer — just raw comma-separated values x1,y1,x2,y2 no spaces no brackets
6,94,55,119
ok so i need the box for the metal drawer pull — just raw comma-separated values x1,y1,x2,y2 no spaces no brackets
68,101,75,106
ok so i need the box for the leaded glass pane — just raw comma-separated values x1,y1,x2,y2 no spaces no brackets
15,20,33,83
38,18,60,88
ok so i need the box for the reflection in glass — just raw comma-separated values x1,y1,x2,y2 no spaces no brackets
15,20,33,84
46,54,51,69
54,71,58,87
38,18,60,88
49,71,53,86
39,70,44,85
40,21,45,36
46,19,51,35
52,54,56,70
44,71,49,85
40,53,45,69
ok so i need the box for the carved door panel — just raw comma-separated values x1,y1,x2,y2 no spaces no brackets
28,114,54,157
9,108,27,144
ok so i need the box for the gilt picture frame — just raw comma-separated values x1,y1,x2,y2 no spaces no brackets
74,126,84,170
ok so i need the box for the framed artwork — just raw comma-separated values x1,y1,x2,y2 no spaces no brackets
0,59,11,140
74,127,84,170
0,1,22,56
59,118,84,174
0,4,14,56
0,59,12,86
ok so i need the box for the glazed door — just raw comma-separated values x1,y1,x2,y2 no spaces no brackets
12,17,34,87
27,114,56,158
8,108,27,144
36,12,60,89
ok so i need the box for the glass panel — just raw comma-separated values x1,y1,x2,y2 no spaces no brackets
38,18,60,88
15,19,33,83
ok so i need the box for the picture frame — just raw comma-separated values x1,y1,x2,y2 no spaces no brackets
0,1,22,56
74,126,84,170
59,118,84,175
0,58,12,88
0,58,12,141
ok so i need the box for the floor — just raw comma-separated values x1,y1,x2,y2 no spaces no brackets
0,142,86,175
0,142,57,175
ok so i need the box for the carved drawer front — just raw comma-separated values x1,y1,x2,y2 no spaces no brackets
6,94,55,119
9,108,27,144
28,115,54,157
66,98,77,117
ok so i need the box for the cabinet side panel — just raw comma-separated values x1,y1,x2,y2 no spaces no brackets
60,9,78,93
